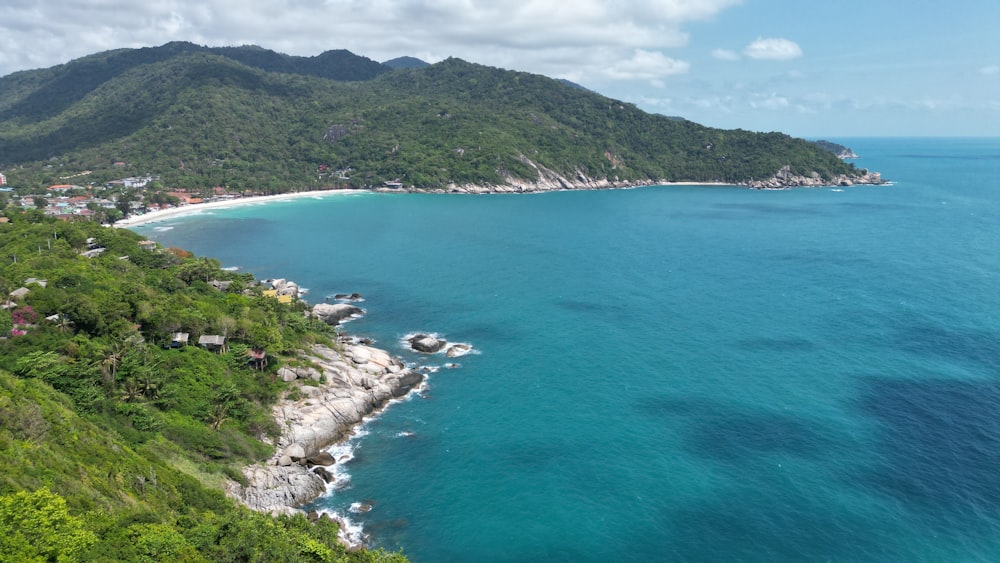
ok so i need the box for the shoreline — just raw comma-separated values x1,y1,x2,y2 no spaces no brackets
113,171,885,229
114,189,368,227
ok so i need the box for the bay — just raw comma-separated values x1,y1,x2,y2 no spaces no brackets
137,138,1000,561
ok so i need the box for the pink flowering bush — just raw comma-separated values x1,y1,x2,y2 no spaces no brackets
12,306,37,326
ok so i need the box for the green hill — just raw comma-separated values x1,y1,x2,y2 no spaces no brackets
0,211,404,562
0,44,866,193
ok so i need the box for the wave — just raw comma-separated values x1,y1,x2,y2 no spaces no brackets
316,508,366,547
153,225,174,232
400,332,477,358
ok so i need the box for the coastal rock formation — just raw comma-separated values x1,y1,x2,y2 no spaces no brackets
408,334,447,354
312,303,364,325
226,343,424,513
446,344,472,357
742,165,884,189
373,157,884,194
268,278,301,298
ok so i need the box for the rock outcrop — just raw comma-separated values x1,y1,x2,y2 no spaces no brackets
408,334,447,354
370,156,885,194
267,278,301,298
312,303,364,325
226,343,423,513
742,165,885,189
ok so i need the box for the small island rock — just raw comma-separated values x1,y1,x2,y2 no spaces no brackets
445,344,472,357
408,334,447,353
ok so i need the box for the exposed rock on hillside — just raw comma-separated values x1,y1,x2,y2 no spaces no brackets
742,165,884,190
226,343,423,513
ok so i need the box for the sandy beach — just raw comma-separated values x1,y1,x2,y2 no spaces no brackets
113,181,743,229
114,189,368,228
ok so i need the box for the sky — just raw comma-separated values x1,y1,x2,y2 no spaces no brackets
1,0,997,137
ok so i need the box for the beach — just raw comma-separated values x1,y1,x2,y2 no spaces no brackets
114,189,368,227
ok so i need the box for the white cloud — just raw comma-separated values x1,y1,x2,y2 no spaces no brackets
742,37,802,60
604,49,690,81
711,48,741,61
980,65,1000,76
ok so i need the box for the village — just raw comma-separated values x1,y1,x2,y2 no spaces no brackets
0,170,248,223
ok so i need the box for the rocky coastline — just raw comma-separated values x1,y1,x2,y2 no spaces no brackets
225,303,424,519
372,163,885,194
739,165,884,190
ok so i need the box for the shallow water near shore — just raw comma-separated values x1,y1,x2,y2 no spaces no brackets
137,138,1000,561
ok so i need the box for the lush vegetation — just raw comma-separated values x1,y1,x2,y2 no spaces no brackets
0,43,861,193
812,139,857,158
0,210,405,562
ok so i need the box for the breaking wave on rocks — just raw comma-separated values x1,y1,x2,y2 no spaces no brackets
308,370,430,547
400,332,477,357
316,507,366,548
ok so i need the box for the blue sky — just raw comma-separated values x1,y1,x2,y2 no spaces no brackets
1,0,996,137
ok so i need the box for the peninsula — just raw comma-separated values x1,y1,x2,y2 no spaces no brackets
0,42,884,199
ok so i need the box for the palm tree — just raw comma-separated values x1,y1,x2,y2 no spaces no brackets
207,403,230,430
97,342,127,390
118,377,144,403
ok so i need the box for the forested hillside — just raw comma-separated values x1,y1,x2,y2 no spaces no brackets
0,43,864,192
0,209,404,562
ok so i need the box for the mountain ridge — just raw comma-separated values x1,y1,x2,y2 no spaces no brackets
0,43,880,193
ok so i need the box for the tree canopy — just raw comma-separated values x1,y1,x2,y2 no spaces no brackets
0,210,405,562
0,44,861,193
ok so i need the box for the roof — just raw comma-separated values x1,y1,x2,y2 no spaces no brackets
9,287,30,299
171,332,189,342
198,334,226,346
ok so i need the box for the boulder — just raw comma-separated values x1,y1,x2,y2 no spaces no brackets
278,282,299,297
284,443,306,461
307,451,336,467
278,367,299,382
230,464,325,512
312,303,364,325
445,344,472,358
277,455,293,467
313,467,334,483
408,334,447,354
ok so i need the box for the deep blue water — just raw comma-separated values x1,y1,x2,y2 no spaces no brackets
137,138,1000,561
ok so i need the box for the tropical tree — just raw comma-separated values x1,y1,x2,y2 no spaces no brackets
0,488,97,562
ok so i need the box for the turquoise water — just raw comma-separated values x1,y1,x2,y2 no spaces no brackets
138,138,1000,561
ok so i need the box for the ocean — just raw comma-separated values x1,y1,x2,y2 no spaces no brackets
136,138,1000,561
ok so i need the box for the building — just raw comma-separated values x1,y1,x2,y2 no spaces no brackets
198,334,228,353
122,176,153,189
170,333,190,348
0,172,6,185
